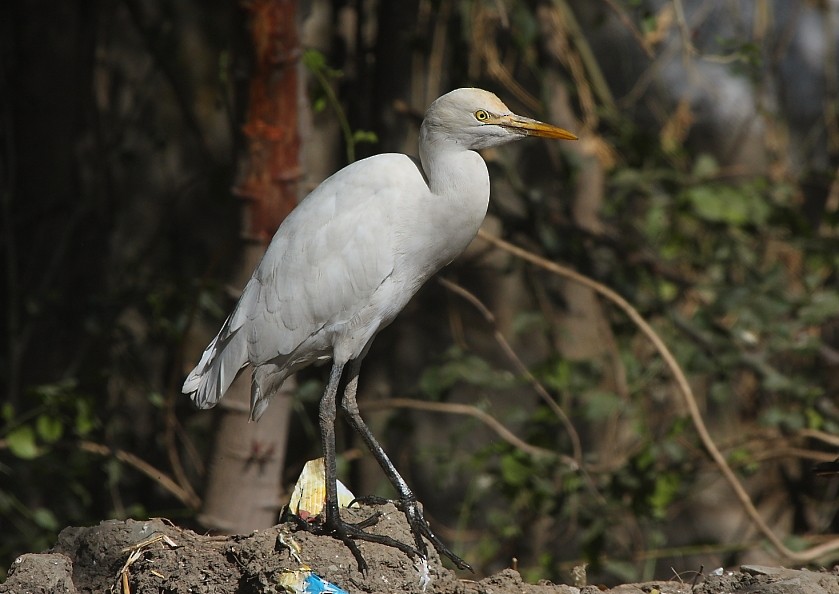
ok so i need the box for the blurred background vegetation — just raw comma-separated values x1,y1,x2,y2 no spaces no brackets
2,0,839,586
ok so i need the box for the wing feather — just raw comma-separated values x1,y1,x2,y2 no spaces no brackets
184,153,429,409
245,154,425,365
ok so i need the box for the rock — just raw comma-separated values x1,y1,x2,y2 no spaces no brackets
0,553,76,594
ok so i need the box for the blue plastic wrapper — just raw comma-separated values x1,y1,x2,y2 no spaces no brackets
278,568,349,594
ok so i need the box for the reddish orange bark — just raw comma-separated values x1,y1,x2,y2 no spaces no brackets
199,0,300,535
235,0,301,243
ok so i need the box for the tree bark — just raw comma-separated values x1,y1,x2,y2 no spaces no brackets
198,0,301,535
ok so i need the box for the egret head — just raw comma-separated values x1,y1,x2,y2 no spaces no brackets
421,88,577,151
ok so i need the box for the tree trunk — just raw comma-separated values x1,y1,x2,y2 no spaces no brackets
198,0,301,535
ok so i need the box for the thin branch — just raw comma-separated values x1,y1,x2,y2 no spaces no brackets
822,161,839,235
749,447,839,466
77,440,202,510
671,0,697,58
551,0,617,114
799,428,839,449
360,397,572,467
599,0,655,59
476,229,839,563
304,52,357,164
436,276,583,466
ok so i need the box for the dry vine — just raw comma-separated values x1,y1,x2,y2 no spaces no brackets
476,229,839,563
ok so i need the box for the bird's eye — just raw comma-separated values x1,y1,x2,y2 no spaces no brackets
474,109,490,122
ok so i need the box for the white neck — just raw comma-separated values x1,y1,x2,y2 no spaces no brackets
419,125,490,204
416,124,491,262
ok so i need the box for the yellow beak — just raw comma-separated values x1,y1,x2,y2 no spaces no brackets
494,114,578,140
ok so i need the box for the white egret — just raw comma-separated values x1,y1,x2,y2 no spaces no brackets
183,87,576,571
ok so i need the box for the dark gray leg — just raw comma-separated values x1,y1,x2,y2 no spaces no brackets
317,362,365,569
316,361,419,573
341,359,472,571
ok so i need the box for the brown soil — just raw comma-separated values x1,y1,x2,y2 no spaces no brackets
2,504,838,594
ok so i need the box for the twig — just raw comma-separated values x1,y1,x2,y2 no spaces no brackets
78,441,201,510
749,447,839,465
360,397,569,465
163,400,201,509
823,162,839,235
551,0,617,115
303,50,357,163
599,0,655,58
476,229,839,563
436,277,583,465
473,6,540,113
671,0,697,58
798,428,839,449
425,0,450,109
112,533,178,594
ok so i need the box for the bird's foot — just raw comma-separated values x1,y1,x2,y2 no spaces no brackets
281,502,383,531
322,512,422,574
286,503,421,573
398,497,472,571
352,496,472,571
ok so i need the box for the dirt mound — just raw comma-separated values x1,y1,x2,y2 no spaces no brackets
1,504,838,593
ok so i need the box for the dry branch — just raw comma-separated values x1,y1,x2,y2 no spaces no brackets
476,229,839,563
78,441,201,510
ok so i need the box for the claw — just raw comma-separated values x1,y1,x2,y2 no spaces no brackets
287,498,470,572
325,515,422,573
400,498,472,571
349,494,390,507
348,496,471,569
350,510,382,530
287,504,422,573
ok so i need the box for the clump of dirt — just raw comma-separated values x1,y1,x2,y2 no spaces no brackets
1,504,838,594
694,565,839,594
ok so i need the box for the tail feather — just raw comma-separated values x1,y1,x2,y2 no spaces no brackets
182,321,249,409
250,364,292,421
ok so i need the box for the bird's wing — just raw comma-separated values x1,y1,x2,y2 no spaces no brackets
232,154,425,365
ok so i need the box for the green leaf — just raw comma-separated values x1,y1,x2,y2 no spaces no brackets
580,390,625,422
799,291,839,324
7,425,40,459
302,48,326,71
419,349,515,399
36,414,63,444
500,454,530,488
648,472,680,519
692,153,720,179
75,400,96,436
147,392,165,408
32,508,59,531
352,129,378,145
683,183,770,226
542,360,572,391
805,408,823,430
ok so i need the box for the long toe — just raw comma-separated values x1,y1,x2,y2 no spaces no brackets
349,494,391,507
402,500,472,571
350,509,383,530
318,514,423,573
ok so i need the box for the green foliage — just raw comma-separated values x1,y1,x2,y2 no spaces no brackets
421,27,839,580
0,376,158,578
419,347,518,399
5,1,839,587
681,180,771,226
302,49,378,163
6,426,40,460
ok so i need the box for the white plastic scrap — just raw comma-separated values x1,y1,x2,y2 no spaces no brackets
415,557,431,592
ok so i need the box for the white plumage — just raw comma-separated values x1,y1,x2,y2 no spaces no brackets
183,87,576,570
